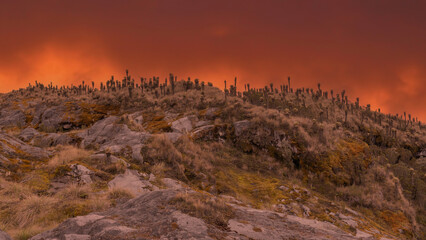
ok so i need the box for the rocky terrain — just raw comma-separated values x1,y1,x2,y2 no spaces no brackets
0,71,425,239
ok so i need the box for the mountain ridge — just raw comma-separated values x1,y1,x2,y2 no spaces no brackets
0,71,424,239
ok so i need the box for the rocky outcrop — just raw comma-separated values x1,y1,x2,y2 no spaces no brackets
38,105,67,132
69,164,93,184
30,186,372,240
31,189,214,240
0,109,26,128
164,132,182,143
108,170,157,196
171,115,198,133
78,116,150,159
0,230,12,240
18,127,40,142
32,133,73,147
0,132,50,161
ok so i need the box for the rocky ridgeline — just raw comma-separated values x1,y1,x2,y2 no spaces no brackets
0,71,425,239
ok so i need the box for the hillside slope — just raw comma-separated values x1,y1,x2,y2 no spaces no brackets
0,73,425,239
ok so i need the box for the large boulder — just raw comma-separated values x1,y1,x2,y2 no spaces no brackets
164,132,183,143
69,164,93,184
31,104,47,126
39,105,67,132
30,187,366,240
0,109,26,127
78,116,150,159
18,127,40,142
0,132,50,161
0,109,26,128
108,170,156,196
171,116,196,133
30,190,213,240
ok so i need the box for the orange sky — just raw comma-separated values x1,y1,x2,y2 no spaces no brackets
1,0,425,121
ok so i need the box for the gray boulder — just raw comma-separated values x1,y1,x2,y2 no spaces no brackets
0,132,50,160
164,132,183,143
39,105,67,132
108,170,156,196
69,164,93,184
30,186,365,240
79,116,150,159
0,230,12,240
19,127,40,142
0,109,26,127
171,116,194,133
129,111,144,125
30,189,212,240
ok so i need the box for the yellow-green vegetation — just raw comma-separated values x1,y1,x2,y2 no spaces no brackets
108,188,135,207
0,145,135,239
0,177,123,239
304,139,371,187
143,114,171,133
21,170,51,193
169,191,234,229
215,168,286,208
48,145,91,168
63,101,120,128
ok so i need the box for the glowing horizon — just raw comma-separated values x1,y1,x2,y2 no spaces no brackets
1,0,425,121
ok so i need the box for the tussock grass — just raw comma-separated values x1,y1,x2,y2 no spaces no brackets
48,145,92,168
170,192,234,229
0,176,112,239
108,188,134,200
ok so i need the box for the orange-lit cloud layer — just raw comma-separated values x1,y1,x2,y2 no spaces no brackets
0,0,425,121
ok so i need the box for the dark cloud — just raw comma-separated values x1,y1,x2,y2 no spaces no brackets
0,0,425,120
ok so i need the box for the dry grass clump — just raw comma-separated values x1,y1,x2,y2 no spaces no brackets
336,165,414,212
48,145,92,168
108,188,134,200
215,168,286,208
335,164,417,235
176,136,214,172
0,176,111,239
143,135,186,181
11,195,56,228
170,192,234,229
57,184,91,200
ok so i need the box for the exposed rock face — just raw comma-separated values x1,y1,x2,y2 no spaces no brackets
90,153,126,166
191,125,215,140
171,116,196,133
39,105,67,132
164,132,182,143
18,127,40,142
108,170,157,196
29,187,370,240
78,116,150,158
0,132,50,161
31,189,215,240
69,164,93,184
32,133,73,147
0,109,26,127
0,230,12,240
129,111,144,125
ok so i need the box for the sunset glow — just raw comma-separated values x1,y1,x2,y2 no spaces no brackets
1,0,425,120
